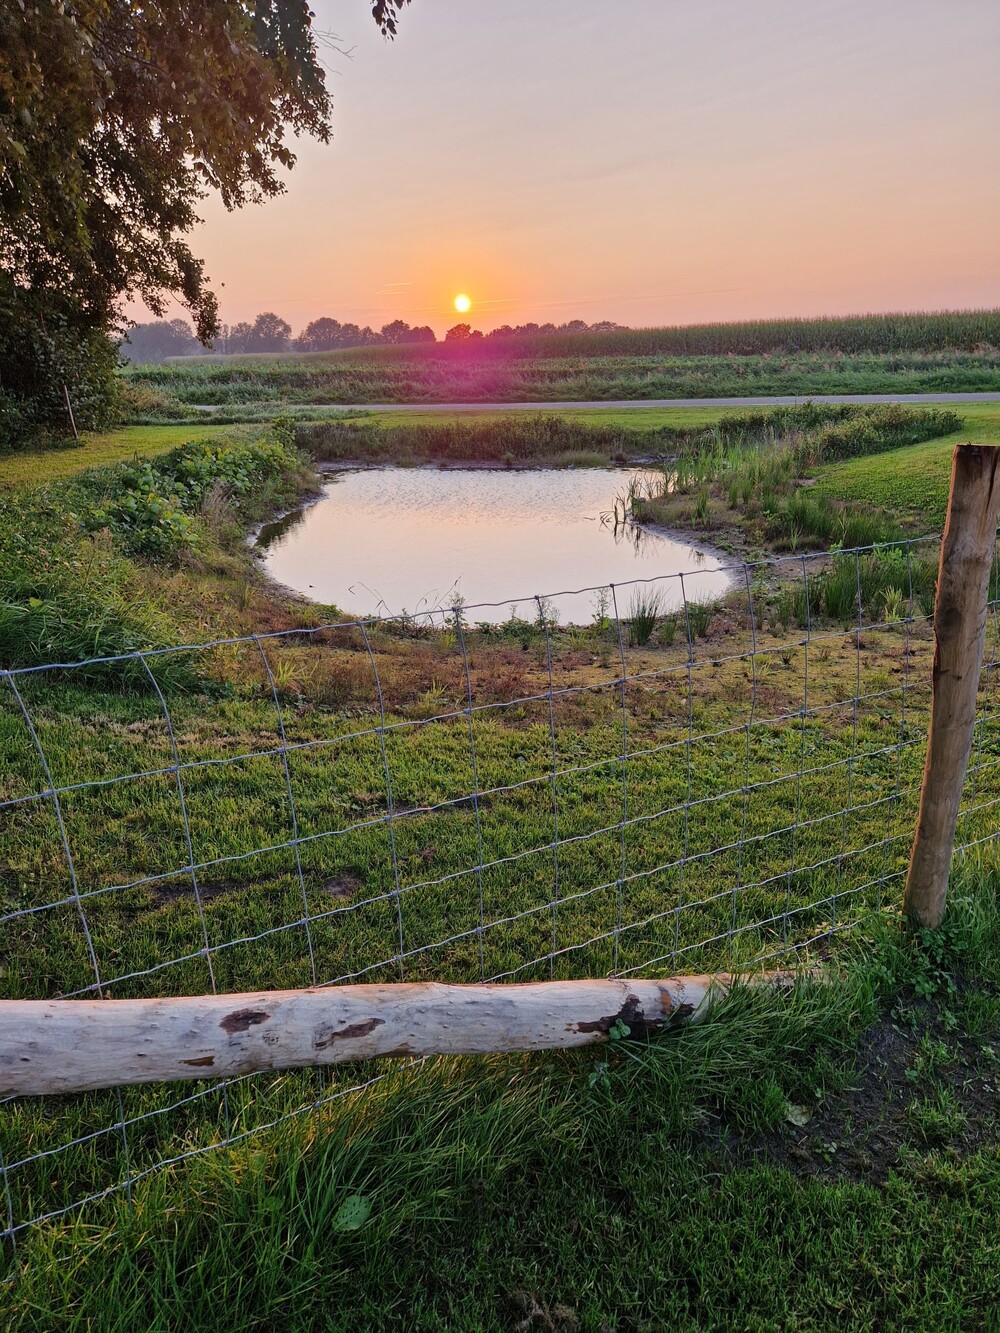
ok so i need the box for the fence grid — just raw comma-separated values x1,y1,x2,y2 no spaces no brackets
3,534,1000,1244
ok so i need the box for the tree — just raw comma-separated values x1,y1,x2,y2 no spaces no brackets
380,319,411,344
121,319,199,364
445,324,473,341
0,0,411,437
226,322,255,354
243,312,292,353
296,317,345,352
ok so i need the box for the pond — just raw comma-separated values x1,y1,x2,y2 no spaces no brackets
255,467,734,625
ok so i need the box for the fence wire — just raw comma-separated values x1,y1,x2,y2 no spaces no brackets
3,535,1000,1245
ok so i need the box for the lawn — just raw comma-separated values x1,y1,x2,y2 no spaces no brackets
0,424,234,489
814,404,1000,526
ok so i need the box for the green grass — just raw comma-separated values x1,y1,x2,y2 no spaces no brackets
0,424,236,489
122,345,1000,411
7,884,1000,1330
814,405,1000,526
627,404,968,553
5,408,1000,1325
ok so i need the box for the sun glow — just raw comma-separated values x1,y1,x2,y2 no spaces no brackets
453,293,472,313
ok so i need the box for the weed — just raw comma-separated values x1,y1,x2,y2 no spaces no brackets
626,588,663,647
906,1087,966,1145
687,601,712,639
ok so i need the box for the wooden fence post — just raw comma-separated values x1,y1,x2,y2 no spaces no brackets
903,444,1000,929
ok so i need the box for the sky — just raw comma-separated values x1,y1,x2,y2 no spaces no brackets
172,0,1000,337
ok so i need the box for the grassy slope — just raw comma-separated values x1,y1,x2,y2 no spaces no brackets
6,406,1000,1324
0,425,234,489
814,404,1000,525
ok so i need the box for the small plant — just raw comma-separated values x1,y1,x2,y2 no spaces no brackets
626,587,663,647
534,595,558,633
687,600,712,640
882,585,905,623
501,605,536,647
906,1088,966,1145
591,587,611,633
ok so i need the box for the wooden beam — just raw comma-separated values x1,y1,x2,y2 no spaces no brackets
904,443,1000,929
0,973,791,1097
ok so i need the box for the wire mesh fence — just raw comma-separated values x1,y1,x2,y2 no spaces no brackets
3,534,1000,1245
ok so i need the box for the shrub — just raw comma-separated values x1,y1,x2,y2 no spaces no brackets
76,436,308,558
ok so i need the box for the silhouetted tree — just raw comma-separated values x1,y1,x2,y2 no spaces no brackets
243,312,291,352
295,317,344,352
121,318,198,364
445,323,473,341
379,319,411,344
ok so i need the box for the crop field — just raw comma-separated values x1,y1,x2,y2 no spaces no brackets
121,347,1000,413
113,311,1000,419
173,309,1000,362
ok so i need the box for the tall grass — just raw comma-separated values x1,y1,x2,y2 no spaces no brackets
296,414,700,466
630,404,961,551
626,587,664,646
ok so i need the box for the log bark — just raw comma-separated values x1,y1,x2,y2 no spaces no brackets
904,443,1000,929
0,973,790,1097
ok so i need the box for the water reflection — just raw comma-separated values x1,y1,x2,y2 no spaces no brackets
256,467,733,624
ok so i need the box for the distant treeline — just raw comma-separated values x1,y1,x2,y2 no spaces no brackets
122,313,631,363
120,309,1000,365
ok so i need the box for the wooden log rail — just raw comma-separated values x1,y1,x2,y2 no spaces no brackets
0,973,793,1097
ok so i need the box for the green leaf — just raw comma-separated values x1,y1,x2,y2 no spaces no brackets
332,1194,371,1232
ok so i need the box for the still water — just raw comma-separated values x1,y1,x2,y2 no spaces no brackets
256,467,733,624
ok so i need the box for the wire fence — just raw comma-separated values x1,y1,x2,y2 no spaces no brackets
3,534,1000,1246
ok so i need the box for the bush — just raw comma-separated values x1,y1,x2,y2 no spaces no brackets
76,436,308,558
0,511,194,685
816,406,962,461
0,293,120,446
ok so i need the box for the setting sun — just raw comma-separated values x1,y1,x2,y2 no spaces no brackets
453,293,471,313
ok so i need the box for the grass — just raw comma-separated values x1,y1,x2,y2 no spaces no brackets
7,883,1000,1329
0,424,236,489
626,587,664,646
814,405,1000,526
5,399,1000,1324
623,404,966,555
120,341,1000,412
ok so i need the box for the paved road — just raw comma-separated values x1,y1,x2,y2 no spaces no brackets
193,392,1000,413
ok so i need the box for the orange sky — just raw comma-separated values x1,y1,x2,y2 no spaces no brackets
170,0,1000,337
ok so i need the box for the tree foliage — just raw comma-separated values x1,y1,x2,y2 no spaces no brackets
121,320,200,365
0,0,410,438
